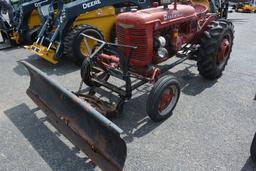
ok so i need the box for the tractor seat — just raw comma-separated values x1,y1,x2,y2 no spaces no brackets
191,0,210,9
193,4,208,15
191,0,209,15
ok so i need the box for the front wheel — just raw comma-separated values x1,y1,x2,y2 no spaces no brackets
80,58,110,87
146,75,181,122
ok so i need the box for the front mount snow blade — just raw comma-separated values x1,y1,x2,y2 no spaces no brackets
21,61,127,171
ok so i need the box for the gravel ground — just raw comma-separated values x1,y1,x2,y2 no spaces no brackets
0,12,255,171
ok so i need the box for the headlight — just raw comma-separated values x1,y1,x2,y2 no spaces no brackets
158,36,166,47
157,48,168,58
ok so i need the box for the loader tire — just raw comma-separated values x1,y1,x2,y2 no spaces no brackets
64,25,104,66
251,132,256,162
146,75,180,122
197,20,234,79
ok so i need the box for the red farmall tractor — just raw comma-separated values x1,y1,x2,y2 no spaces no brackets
22,0,234,170
79,0,234,121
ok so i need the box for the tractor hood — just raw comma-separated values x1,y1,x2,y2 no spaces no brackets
117,4,197,27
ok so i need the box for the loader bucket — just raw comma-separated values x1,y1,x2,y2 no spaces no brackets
21,61,127,171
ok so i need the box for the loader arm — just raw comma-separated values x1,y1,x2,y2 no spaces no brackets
21,61,127,171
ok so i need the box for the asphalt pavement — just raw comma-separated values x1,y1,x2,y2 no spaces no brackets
0,12,255,171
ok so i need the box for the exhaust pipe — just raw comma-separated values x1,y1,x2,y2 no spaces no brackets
21,61,127,171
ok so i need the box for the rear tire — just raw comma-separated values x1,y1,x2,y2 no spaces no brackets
197,20,234,79
64,25,104,66
146,75,181,122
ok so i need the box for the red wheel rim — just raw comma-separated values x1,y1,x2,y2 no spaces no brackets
217,36,231,66
158,87,175,113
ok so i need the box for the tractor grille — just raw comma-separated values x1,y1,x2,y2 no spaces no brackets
117,26,149,61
